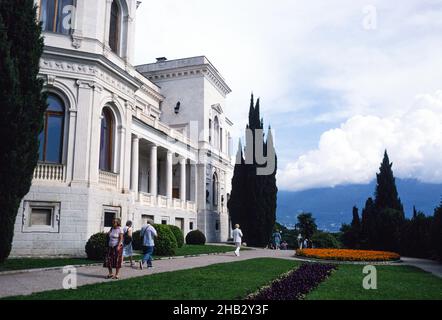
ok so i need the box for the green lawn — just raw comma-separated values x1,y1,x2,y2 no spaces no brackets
170,244,247,256
7,258,300,300
4,258,441,300
0,245,239,272
307,264,442,300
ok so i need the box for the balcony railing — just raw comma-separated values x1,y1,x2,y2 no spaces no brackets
137,193,197,212
99,170,119,188
187,201,196,212
33,163,66,182
140,192,155,205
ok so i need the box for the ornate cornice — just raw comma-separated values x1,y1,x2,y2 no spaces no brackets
142,64,232,97
40,58,163,104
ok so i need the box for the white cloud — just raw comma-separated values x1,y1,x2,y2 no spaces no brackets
278,91,442,191
134,0,442,190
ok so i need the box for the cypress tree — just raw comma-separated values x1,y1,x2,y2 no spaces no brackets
374,151,404,212
0,0,46,262
228,94,277,247
360,197,376,249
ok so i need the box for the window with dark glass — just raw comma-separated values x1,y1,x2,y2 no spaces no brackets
109,0,121,54
99,108,114,172
212,173,219,208
39,94,65,164
39,0,74,34
104,212,116,228
209,119,212,144
214,117,220,149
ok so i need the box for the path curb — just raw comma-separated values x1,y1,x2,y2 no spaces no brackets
0,251,235,276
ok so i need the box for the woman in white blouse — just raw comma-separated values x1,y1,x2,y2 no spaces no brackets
104,218,124,279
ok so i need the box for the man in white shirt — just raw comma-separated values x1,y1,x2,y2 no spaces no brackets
139,219,157,270
232,224,243,256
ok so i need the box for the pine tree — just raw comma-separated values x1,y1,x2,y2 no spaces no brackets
0,1,46,263
228,94,277,247
374,151,404,212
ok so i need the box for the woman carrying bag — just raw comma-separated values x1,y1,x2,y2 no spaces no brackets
104,218,124,279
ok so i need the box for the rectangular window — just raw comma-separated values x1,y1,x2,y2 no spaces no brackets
104,212,115,228
22,201,60,233
30,209,52,227
189,222,194,230
215,220,220,231
175,218,184,231
102,206,121,230
161,220,167,225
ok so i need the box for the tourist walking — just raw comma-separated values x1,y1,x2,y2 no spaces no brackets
232,224,243,256
297,234,303,249
104,218,124,280
303,238,310,249
123,220,134,267
139,219,157,270
272,230,282,250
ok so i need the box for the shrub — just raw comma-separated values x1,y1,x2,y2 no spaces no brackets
85,233,107,260
186,230,206,245
153,224,178,256
312,232,341,249
168,225,184,248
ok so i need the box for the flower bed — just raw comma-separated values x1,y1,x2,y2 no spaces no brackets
296,249,400,262
247,263,336,300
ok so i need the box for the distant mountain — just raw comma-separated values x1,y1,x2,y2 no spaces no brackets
277,179,442,232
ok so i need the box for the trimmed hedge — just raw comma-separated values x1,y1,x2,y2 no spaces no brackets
85,233,107,260
186,230,206,245
133,225,178,256
168,225,184,248
153,224,177,256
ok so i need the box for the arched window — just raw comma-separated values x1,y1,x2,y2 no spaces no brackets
39,0,74,34
39,94,65,164
214,116,220,149
209,119,212,144
109,0,121,54
99,108,115,172
212,173,219,209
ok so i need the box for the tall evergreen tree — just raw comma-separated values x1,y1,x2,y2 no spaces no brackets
374,151,404,212
360,197,376,248
0,1,46,262
228,94,277,247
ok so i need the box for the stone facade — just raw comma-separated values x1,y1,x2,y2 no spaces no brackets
10,0,233,257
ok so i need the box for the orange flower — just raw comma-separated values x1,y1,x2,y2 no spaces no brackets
296,249,400,262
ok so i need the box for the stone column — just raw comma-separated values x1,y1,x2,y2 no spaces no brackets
150,144,158,196
180,158,186,201
190,162,198,203
131,135,139,196
72,80,94,186
166,150,173,199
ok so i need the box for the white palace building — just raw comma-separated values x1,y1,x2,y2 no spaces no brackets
11,0,234,257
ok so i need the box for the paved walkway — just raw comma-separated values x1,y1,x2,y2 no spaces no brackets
1,250,440,299
400,257,442,278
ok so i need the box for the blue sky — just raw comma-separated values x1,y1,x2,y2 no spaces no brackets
134,0,442,191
